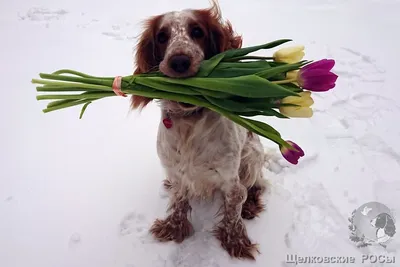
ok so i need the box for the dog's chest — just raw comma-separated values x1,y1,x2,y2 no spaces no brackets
156,111,244,183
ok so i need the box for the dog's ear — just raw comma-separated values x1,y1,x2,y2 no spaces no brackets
197,1,242,59
134,16,162,74
207,27,223,57
131,15,162,109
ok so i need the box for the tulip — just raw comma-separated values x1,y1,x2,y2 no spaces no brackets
273,45,305,63
279,91,314,118
298,59,338,92
286,70,299,85
280,140,304,165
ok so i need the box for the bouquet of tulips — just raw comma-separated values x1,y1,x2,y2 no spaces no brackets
32,39,338,164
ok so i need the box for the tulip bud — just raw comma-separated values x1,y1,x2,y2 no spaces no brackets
273,45,305,63
279,92,314,118
280,140,305,164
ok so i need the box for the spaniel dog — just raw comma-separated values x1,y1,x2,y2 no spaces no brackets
131,1,268,260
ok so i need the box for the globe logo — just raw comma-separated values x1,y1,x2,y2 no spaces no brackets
348,202,396,248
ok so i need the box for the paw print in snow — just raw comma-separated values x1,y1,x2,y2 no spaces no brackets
119,212,147,237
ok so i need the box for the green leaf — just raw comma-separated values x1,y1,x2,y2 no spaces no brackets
207,67,269,78
216,61,272,69
133,77,201,96
268,62,289,67
225,56,274,62
203,96,254,112
197,54,225,77
221,112,288,147
220,39,292,60
240,116,282,137
203,95,289,119
132,78,232,98
255,60,310,79
240,108,290,119
203,96,285,118
236,109,289,119
281,83,303,93
147,75,299,98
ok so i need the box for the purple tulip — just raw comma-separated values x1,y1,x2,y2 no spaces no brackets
298,59,338,92
280,140,305,165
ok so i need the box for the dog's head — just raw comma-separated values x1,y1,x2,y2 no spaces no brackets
131,1,242,112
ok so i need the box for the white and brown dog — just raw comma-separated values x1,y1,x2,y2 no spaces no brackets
131,1,268,260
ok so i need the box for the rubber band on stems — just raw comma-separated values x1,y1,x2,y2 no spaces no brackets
112,76,127,97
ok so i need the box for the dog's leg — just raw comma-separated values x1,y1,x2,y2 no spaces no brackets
213,180,258,260
149,194,194,243
241,172,267,220
239,137,268,220
241,185,266,220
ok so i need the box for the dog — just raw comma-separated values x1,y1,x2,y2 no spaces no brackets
130,1,268,260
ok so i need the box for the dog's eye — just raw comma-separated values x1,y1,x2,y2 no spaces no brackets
157,31,168,44
191,27,204,39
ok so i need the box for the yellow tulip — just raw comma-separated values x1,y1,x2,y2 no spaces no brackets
279,91,314,118
286,70,299,80
286,70,299,85
273,45,305,63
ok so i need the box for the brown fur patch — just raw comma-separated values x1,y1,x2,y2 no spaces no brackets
149,197,194,243
212,183,259,260
213,218,259,260
149,216,194,243
241,186,265,220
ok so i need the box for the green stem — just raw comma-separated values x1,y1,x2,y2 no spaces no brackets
52,69,101,78
51,69,120,80
271,78,297,84
47,99,76,108
79,102,92,119
32,79,112,90
36,86,106,92
37,92,115,100
227,56,274,62
43,99,99,113
38,73,115,87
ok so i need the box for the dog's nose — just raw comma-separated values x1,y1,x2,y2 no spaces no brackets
169,55,191,73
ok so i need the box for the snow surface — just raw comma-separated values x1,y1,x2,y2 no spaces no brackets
1,0,400,266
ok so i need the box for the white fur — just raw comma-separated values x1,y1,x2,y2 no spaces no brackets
157,105,266,201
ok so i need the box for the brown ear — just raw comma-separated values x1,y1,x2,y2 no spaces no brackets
207,21,242,57
131,16,162,110
197,1,242,58
220,20,242,51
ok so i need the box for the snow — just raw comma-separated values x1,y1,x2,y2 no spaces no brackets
1,0,400,266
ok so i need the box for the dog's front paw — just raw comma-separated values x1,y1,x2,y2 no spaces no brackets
213,219,259,260
149,215,194,243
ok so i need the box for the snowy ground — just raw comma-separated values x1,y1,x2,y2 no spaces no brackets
1,0,400,266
